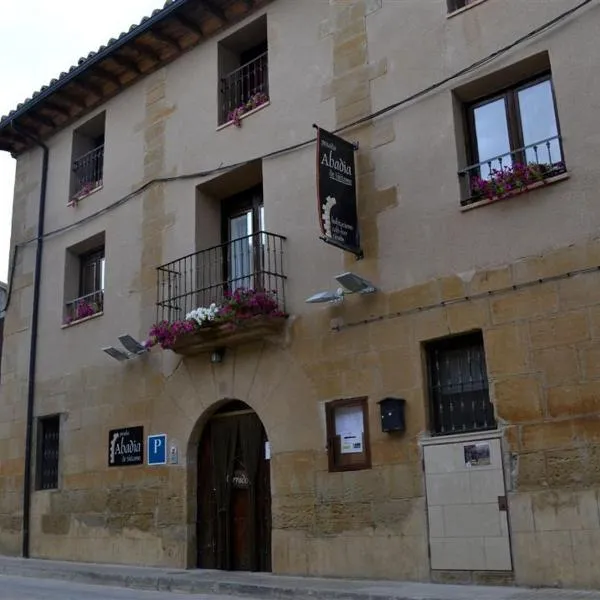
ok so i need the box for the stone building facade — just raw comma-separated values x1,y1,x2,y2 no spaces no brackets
1,0,600,590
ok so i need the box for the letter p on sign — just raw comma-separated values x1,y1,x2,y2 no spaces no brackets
147,434,167,465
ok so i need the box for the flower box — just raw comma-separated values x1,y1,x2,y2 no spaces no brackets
170,314,287,356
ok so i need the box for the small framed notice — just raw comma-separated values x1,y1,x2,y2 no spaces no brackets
325,397,371,472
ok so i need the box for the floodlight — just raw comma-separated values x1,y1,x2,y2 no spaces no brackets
335,272,377,294
102,347,130,362
118,334,148,355
305,289,344,304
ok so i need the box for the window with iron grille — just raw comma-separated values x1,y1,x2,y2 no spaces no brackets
70,112,105,202
218,16,269,125
426,332,496,436
36,415,60,490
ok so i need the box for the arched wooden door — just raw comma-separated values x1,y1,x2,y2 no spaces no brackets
197,401,271,572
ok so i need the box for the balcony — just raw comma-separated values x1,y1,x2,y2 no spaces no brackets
220,52,269,125
64,290,104,326
459,135,567,208
71,145,104,202
155,232,286,356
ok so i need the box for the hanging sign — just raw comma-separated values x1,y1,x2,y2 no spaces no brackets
315,126,362,257
108,426,144,467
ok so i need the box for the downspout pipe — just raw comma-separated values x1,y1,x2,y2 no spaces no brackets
10,124,49,558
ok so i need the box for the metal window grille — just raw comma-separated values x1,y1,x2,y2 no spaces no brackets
427,333,496,436
37,416,60,490
220,52,269,125
72,144,104,198
156,231,286,323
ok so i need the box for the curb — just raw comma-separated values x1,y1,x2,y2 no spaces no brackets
0,560,448,600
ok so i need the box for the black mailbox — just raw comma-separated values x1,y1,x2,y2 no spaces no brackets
378,397,406,433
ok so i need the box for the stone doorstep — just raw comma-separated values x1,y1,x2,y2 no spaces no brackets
1,558,600,600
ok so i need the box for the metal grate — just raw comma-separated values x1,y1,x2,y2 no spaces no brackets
427,333,496,436
220,52,269,125
459,135,566,206
37,416,60,490
156,231,286,323
72,144,104,198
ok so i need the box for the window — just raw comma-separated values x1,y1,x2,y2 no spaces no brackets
64,233,105,325
36,415,60,490
325,397,371,472
218,16,269,125
426,332,496,436
70,112,105,202
448,0,479,11
461,73,565,203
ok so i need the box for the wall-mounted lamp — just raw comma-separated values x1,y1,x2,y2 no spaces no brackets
305,272,378,304
378,397,406,433
211,347,226,364
102,334,149,362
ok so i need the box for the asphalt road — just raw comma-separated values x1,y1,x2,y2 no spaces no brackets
0,575,257,600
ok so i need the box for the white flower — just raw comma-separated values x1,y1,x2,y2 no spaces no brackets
186,303,219,325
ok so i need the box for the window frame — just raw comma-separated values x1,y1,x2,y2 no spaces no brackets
426,332,496,437
325,397,371,473
36,415,60,491
465,72,565,172
79,247,105,298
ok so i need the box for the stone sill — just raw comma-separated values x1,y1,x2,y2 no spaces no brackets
216,101,270,131
447,0,490,18
460,172,570,213
420,428,502,447
61,311,103,329
67,184,103,207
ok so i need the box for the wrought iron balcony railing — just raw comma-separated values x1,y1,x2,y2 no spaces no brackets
64,290,104,324
72,145,104,199
220,52,269,125
156,231,286,323
459,135,566,206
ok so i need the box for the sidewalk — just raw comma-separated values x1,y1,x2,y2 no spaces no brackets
0,555,599,600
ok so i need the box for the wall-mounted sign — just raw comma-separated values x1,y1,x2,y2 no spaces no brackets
316,126,362,258
148,434,167,465
464,442,491,467
108,426,144,467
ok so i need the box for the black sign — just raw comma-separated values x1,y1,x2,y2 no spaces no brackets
316,127,362,257
108,426,144,467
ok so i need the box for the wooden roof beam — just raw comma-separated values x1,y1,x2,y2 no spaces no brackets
71,79,104,99
27,113,56,129
130,40,162,63
148,29,182,51
171,13,203,36
54,91,86,110
202,0,226,22
92,65,122,88
111,53,143,75
42,100,71,118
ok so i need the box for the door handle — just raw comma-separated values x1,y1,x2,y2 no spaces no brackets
498,495,508,512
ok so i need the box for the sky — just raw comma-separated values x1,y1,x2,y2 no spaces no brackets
0,0,166,283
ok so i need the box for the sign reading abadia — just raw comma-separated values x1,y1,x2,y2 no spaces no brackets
316,127,362,257
108,426,144,467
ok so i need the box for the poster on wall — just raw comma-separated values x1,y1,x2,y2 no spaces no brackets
108,426,144,467
340,432,364,454
464,442,491,467
315,126,362,257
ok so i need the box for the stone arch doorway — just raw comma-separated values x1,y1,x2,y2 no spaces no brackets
196,400,271,572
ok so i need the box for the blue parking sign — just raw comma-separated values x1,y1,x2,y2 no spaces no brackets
147,434,167,465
